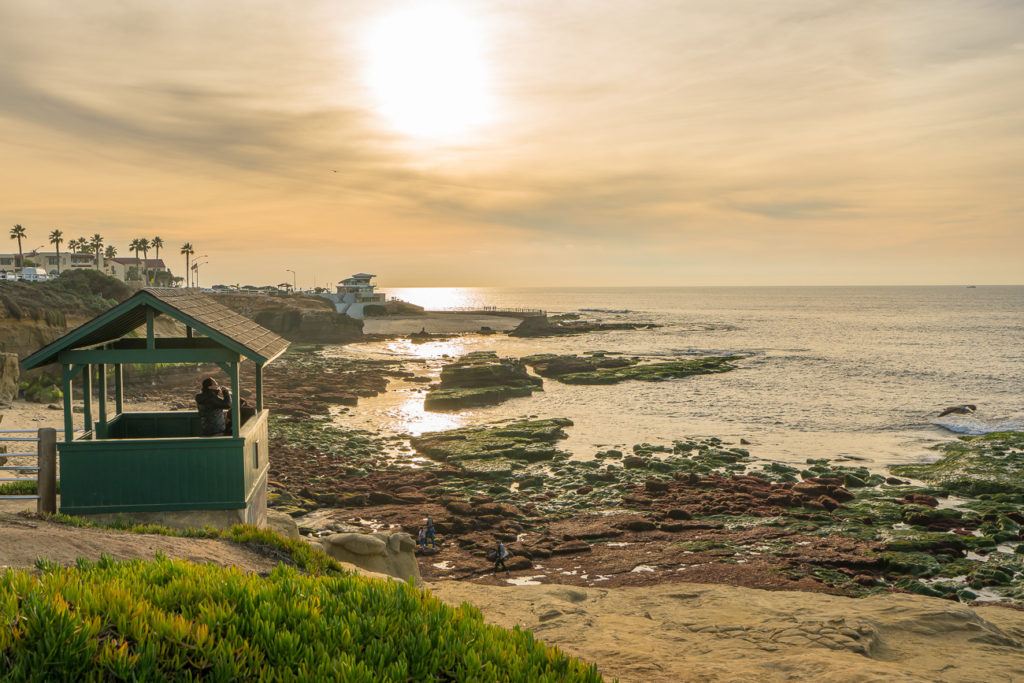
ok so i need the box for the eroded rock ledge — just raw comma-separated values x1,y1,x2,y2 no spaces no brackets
424,351,543,410
522,352,742,384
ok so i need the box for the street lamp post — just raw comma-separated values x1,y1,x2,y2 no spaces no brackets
286,269,296,293
190,255,207,289
192,259,209,289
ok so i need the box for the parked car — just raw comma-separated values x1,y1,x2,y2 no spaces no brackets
20,267,49,282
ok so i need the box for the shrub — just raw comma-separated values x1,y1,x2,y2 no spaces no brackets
18,374,62,403
0,271,132,324
0,480,38,496
0,556,602,681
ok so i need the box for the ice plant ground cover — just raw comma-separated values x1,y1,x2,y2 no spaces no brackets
0,554,603,681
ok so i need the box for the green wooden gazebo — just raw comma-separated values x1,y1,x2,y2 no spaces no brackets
20,288,289,525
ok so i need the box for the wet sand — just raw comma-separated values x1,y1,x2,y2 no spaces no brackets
362,313,519,335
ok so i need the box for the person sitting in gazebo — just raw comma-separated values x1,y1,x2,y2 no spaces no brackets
196,377,232,436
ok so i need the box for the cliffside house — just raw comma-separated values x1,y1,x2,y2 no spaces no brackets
107,257,170,283
0,250,100,278
320,272,387,318
19,287,289,527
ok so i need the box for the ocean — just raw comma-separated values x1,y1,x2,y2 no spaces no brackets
332,286,1023,468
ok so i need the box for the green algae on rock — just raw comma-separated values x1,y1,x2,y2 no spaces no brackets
521,353,741,385
425,351,543,410
890,431,1024,496
411,418,574,463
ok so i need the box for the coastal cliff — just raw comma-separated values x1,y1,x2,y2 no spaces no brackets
0,270,133,360
211,292,363,344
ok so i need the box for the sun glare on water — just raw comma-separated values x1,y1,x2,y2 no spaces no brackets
362,3,494,142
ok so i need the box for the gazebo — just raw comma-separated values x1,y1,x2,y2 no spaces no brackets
20,288,289,527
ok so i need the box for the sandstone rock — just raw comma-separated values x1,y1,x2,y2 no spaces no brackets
322,531,422,584
0,353,18,403
551,541,592,555
445,500,475,516
265,510,300,539
505,557,533,571
617,519,658,532
814,496,841,511
793,478,854,502
901,494,939,507
388,532,417,554
327,532,388,556
644,479,670,493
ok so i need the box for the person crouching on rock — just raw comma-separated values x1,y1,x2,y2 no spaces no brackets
494,540,511,574
417,527,427,550
196,377,231,436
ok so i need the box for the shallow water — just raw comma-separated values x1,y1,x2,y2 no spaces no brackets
331,286,1023,468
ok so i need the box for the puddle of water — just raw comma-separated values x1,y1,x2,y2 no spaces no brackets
631,565,656,573
506,575,546,586
936,495,973,510
971,587,1013,603
606,542,632,547
432,561,453,570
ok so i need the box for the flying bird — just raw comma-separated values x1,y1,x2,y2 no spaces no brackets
938,404,977,417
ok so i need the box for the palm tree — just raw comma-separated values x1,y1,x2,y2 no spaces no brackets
104,245,117,259
90,234,104,269
152,236,163,262
138,238,151,284
72,237,88,255
48,229,64,275
129,239,142,282
9,225,26,268
180,242,194,288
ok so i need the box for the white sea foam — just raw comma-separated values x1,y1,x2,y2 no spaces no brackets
933,417,1024,435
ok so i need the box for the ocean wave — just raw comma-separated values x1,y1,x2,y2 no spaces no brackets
579,308,632,314
932,417,1024,435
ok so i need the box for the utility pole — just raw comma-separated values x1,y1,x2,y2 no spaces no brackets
286,269,296,293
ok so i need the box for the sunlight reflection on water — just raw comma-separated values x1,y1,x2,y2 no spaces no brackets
388,389,464,435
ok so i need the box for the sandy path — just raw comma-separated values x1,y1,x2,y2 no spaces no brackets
432,581,1024,683
0,512,278,573
0,400,66,432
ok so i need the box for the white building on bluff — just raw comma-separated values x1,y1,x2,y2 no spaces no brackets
0,250,100,278
320,273,387,318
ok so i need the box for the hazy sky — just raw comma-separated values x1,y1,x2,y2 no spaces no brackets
1,0,1021,287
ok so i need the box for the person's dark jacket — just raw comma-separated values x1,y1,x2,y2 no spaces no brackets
196,387,231,436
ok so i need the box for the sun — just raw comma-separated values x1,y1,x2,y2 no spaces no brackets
362,3,494,142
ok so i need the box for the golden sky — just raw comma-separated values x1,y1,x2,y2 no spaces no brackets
1,0,1021,287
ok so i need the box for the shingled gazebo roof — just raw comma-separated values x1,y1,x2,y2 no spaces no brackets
21,288,289,370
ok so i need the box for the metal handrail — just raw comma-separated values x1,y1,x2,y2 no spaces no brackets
0,427,57,513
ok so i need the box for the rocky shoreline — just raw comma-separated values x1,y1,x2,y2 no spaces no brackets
121,340,1024,607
